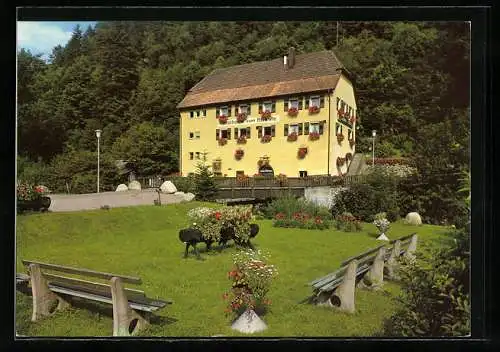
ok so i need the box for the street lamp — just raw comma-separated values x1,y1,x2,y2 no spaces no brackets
372,130,377,167
95,129,102,193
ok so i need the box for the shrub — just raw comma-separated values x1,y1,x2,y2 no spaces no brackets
374,140,398,158
194,153,219,201
169,176,195,193
264,194,332,222
335,212,363,232
17,156,52,186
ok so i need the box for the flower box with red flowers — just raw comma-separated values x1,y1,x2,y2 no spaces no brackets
308,105,320,114
349,115,356,125
237,135,247,144
218,137,228,146
287,132,298,142
234,149,244,160
308,131,320,141
345,152,353,161
336,156,346,167
218,114,228,124
336,133,345,143
261,134,272,143
287,107,298,117
260,110,272,120
349,138,355,148
297,147,308,159
237,113,247,123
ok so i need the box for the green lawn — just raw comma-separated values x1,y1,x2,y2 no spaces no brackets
15,202,449,337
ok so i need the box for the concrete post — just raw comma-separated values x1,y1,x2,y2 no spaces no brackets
359,247,386,289
29,263,69,322
330,259,357,314
384,240,401,280
110,277,149,337
404,234,418,260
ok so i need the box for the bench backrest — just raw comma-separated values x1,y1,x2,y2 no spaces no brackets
340,244,385,267
22,260,142,284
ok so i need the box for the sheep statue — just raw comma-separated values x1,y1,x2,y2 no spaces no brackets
218,223,260,249
178,228,208,260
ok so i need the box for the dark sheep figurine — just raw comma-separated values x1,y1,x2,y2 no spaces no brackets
179,228,208,260
218,223,260,249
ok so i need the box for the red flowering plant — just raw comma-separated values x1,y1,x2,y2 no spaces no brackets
218,137,228,146
234,149,244,160
297,147,308,159
308,105,320,114
237,113,247,123
261,134,272,143
222,249,278,317
335,212,363,232
349,115,356,125
237,135,247,144
218,115,228,124
260,110,272,120
17,182,47,201
287,107,298,117
336,133,345,143
287,132,298,142
336,156,346,167
308,131,320,141
274,211,330,230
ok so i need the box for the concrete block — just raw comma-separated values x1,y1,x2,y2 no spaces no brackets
403,234,418,260
330,259,357,313
359,247,386,289
384,240,401,280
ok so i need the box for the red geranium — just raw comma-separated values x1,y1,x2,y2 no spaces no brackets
215,211,222,220
275,212,286,220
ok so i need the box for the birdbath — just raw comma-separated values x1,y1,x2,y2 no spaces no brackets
374,219,390,241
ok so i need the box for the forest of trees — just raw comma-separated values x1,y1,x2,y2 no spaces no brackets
17,21,470,223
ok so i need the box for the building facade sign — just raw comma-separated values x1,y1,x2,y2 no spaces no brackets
218,115,280,127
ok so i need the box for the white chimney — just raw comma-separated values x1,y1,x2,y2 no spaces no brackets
283,55,288,68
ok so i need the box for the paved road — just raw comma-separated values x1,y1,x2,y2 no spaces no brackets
48,189,185,212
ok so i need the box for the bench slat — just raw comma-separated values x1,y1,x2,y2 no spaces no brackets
309,267,346,286
389,233,416,244
16,273,30,283
22,260,142,284
340,244,385,267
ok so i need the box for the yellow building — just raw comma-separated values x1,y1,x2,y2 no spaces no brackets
177,48,358,178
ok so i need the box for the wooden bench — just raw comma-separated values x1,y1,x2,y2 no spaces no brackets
306,233,418,313
21,260,172,336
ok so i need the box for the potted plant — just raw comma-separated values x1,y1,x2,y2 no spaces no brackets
237,135,247,144
336,133,344,144
261,134,272,143
17,183,51,213
234,149,244,160
218,114,228,124
260,110,272,120
287,107,298,117
309,131,320,141
287,132,298,142
373,212,390,241
349,115,356,125
237,112,247,123
336,156,346,167
297,147,308,159
308,105,320,114
218,137,228,146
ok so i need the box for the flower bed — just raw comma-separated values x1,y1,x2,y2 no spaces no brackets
308,131,320,141
335,212,363,232
17,183,51,213
308,105,320,114
218,115,228,124
234,149,244,160
366,157,415,166
218,137,228,146
287,132,298,142
261,135,272,143
223,249,278,317
287,107,298,117
274,212,329,230
237,113,247,123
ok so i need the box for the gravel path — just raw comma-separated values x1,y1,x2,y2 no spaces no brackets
48,189,185,212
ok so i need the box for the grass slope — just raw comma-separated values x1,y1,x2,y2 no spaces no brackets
15,202,449,337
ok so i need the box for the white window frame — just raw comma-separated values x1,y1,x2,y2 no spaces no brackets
195,131,200,139
239,104,248,114
309,95,320,108
288,124,299,135
289,99,299,109
219,106,229,116
263,101,272,113
309,122,320,134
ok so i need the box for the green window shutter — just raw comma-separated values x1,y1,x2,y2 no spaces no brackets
320,96,325,108
272,102,276,113
298,123,303,135
246,127,251,138
304,122,310,135
271,125,276,137
228,106,232,117
257,126,262,138
298,98,303,110
319,122,324,135
216,108,220,117
227,129,231,140
336,97,340,110
284,99,288,112
284,124,289,136
234,128,238,137
305,97,309,109
258,102,263,114
216,129,220,140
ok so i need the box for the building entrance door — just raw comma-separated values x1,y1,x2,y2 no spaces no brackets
259,164,274,177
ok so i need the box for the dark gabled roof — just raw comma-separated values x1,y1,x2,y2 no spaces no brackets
177,50,346,109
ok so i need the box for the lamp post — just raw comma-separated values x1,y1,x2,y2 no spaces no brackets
372,130,377,167
95,129,102,193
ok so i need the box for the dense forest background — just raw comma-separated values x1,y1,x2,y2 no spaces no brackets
17,21,470,223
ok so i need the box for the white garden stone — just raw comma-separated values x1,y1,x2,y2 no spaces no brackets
376,233,390,241
160,181,177,194
115,184,128,192
405,212,422,226
174,191,185,196
183,192,195,202
128,180,141,190
231,309,267,334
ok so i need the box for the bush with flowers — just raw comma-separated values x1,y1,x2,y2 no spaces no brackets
17,182,51,212
335,212,363,232
222,249,278,317
373,212,390,234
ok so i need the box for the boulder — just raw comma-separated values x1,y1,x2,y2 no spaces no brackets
184,192,195,202
115,184,129,192
160,181,177,194
405,212,422,226
174,191,185,196
128,180,141,191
